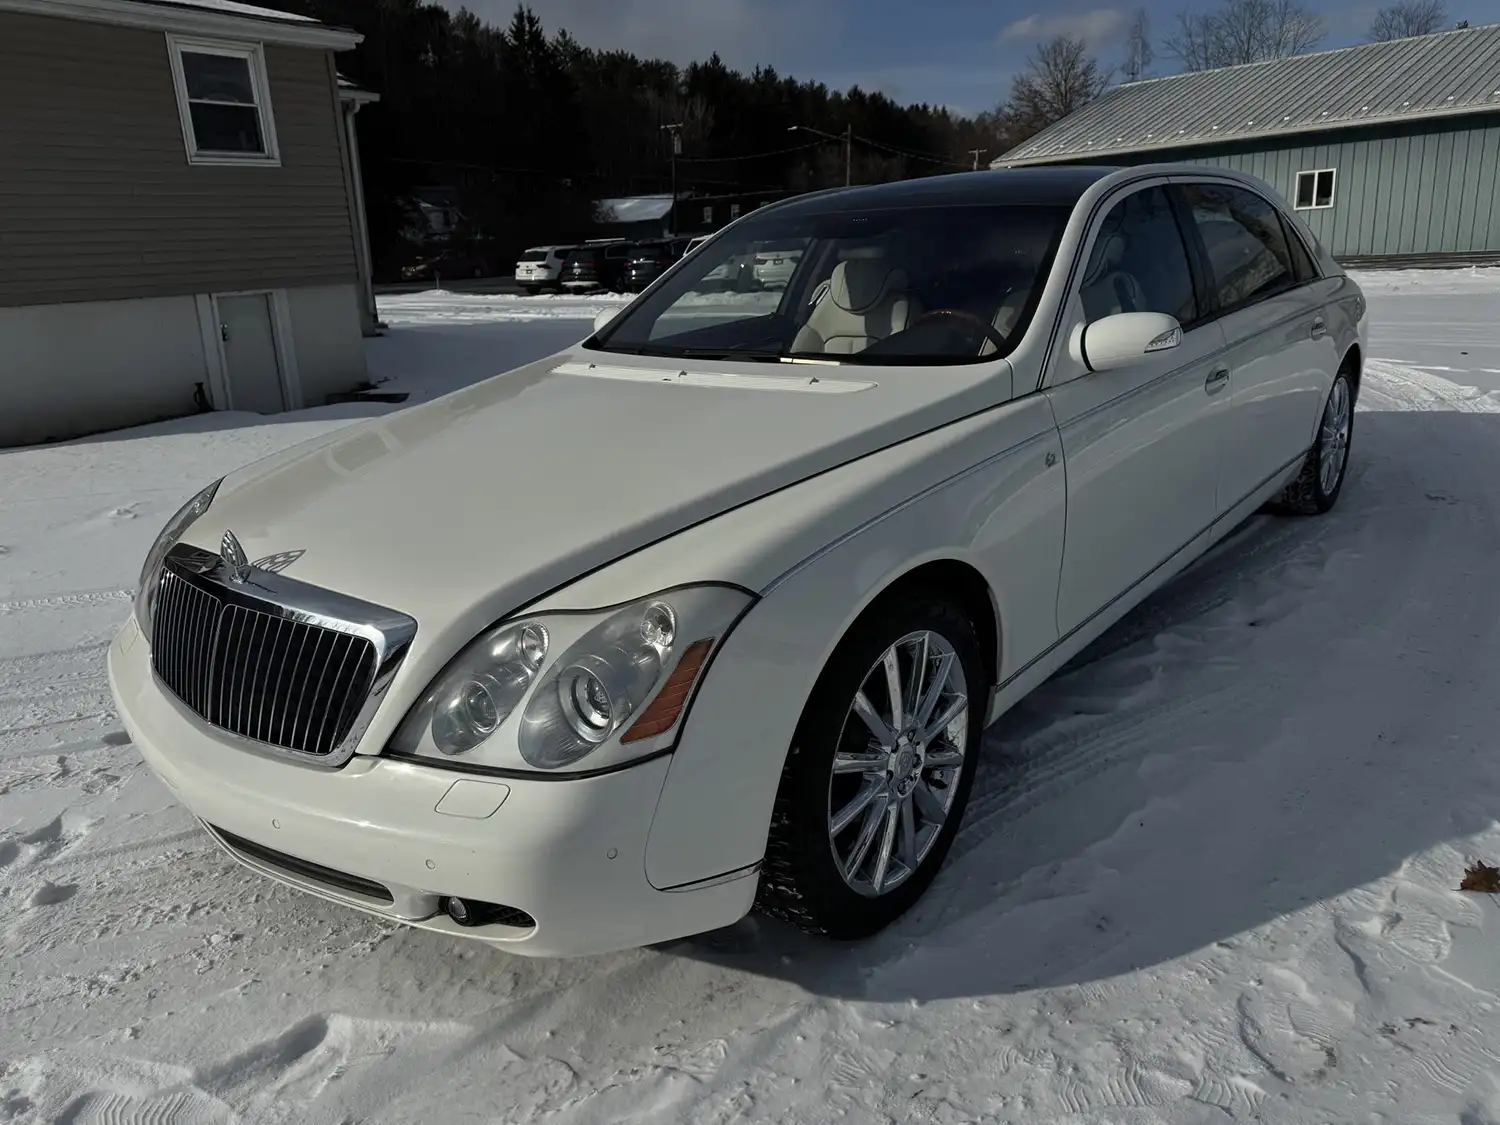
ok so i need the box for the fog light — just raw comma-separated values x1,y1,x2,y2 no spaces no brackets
445,896,473,926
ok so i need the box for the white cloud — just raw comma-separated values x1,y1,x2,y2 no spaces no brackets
444,0,836,72
1000,7,1131,49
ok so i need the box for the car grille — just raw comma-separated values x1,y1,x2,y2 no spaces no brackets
150,563,377,758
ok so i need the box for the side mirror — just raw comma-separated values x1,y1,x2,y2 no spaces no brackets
592,307,624,335
1068,311,1182,373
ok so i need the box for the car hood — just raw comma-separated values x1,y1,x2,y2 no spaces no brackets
188,349,1012,650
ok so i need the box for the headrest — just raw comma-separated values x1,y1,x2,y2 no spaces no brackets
1096,232,1127,271
831,259,907,313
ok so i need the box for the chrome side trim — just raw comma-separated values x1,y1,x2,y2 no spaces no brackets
658,860,762,893
150,542,417,768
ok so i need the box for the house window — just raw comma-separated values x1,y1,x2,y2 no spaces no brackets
1294,168,1336,210
729,203,741,219
702,205,713,224
167,35,279,165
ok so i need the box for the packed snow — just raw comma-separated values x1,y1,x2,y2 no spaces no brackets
5,272,1500,1123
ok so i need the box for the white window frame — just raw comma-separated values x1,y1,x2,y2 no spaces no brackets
167,34,281,167
1293,167,1336,211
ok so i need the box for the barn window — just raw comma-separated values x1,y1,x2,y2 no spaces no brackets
1294,168,1336,210
167,35,280,166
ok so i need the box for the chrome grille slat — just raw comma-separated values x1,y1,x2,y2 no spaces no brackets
149,558,387,761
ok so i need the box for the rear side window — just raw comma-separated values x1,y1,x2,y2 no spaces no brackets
1079,186,1198,327
1180,183,1296,312
1281,218,1320,283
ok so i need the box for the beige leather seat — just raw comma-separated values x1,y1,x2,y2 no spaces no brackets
1079,232,1144,321
791,258,919,355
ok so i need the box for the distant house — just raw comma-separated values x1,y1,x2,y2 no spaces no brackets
993,22,1500,266
593,190,791,241
0,0,380,447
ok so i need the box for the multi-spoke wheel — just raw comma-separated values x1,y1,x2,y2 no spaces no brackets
1272,364,1356,516
829,631,969,897
756,591,985,939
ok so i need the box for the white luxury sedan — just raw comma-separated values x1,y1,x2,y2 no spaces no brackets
109,165,1365,957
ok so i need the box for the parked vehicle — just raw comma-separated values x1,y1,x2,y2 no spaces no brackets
622,237,694,292
400,248,491,283
750,240,806,288
110,166,1364,958
560,241,633,292
515,245,576,293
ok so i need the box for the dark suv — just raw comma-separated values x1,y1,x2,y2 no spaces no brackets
560,242,633,292
622,237,694,292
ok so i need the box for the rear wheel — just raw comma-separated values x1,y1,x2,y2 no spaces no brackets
1271,367,1354,516
756,591,984,939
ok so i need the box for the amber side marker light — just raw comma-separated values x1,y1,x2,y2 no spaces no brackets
620,638,715,743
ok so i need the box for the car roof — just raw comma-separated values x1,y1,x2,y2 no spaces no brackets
760,166,1122,220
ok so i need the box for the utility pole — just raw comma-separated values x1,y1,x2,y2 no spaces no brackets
662,123,683,235
968,148,987,171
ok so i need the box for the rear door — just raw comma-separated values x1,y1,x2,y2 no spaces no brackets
1172,179,1334,511
1042,181,1230,636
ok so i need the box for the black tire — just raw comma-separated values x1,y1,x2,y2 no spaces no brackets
755,590,986,940
1270,366,1355,516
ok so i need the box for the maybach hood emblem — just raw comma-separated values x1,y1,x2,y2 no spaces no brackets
219,532,305,583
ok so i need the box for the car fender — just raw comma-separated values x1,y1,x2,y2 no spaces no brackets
571,392,1066,891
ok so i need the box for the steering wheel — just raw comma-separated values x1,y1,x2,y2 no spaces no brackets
909,307,1009,353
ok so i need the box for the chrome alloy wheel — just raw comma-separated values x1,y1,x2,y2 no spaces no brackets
1319,375,1352,494
827,630,969,897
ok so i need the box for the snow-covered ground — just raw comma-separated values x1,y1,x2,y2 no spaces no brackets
5,273,1500,1123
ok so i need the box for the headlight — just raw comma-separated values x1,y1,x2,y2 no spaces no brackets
389,585,753,773
134,478,222,636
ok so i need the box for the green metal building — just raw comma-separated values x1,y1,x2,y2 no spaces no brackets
992,23,1500,265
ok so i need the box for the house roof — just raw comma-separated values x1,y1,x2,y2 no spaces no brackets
141,0,315,23
596,196,678,223
994,21,1500,167
0,0,361,49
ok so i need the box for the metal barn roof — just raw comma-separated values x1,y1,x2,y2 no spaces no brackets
995,22,1500,167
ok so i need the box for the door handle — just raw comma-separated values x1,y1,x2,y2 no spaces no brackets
1310,316,1327,339
1205,367,1230,394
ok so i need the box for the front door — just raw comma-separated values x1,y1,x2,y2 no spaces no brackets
1043,182,1230,636
218,294,286,414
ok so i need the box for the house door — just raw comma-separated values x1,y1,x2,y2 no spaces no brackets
218,294,286,414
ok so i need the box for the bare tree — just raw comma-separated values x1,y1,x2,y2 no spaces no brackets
1006,35,1110,139
1164,0,1325,70
1369,0,1448,39
1123,8,1155,81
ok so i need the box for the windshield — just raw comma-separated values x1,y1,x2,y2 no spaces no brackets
589,203,1070,365
519,249,548,262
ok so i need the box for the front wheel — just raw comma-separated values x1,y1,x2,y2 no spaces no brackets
755,591,985,939
1271,368,1354,515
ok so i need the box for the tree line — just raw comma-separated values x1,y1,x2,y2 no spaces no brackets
255,0,1475,279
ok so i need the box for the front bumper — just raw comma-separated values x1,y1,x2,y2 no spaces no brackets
107,616,756,957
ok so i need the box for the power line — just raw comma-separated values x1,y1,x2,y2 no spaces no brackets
849,132,969,167
677,139,827,162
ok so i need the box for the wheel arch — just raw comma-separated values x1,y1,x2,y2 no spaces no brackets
845,558,1001,692
1342,341,1363,402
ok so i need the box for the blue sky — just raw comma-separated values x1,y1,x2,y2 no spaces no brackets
471,0,1390,113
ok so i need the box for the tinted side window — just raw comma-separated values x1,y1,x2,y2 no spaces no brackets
1281,215,1320,283
1181,183,1296,311
1079,186,1198,327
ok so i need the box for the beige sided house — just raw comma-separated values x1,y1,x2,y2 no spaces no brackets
0,0,381,447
